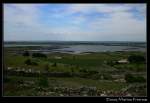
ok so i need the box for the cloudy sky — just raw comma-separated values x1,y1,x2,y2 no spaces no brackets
4,4,146,41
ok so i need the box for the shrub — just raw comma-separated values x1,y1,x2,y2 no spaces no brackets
71,67,74,73
136,64,146,72
31,61,38,66
44,64,49,72
87,70,98,75
32,53,47,58
107,61,116,66
135,76,146,82
23,51,30,56
79,69,88,73
89,73,102,80
52,62,57,67
128,55,145,63
38,75,49,87
125,73,146,83
103,73,113,80
24,59,38,65
25,59,32,65
125,74,134,83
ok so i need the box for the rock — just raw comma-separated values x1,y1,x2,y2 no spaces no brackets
59,94,64,96
80,86,89,91
100,93,107,96
29,69,32,72
21,68,25,71
100,91,107,96
114,78,126,82
121,87,128,92
83,94,88,96
25,81,34,85
8,67,12,70
89,87,97,91
126,93,132,96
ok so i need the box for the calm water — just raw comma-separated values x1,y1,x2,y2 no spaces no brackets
55,45,145,54
4,42,146,54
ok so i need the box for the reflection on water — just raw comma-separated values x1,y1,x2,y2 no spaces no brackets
4,43,146,54
56,45,145,54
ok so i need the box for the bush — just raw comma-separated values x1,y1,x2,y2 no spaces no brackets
24,59,38,65
31,61,38,66
32,53,47,58
87,70,98,75
23,51,30,56
136,64,146,72
128,55,145,63
125,73,146,83
125,74,134,83
52,62,57,67
103,73,113,80
135,76,146,82
38,75,49,87
79,69,88,73
71,67,74,73
107,61,117,66
25,59,32,65
44,64,49,72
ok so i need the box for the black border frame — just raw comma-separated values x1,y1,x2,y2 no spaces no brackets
1,0,149,102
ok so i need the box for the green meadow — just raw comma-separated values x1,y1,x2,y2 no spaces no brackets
3,47,147,96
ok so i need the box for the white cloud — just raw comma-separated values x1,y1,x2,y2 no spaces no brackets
90,8,146,41
4,4,146,41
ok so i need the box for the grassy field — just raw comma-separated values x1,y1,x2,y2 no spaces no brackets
3,47,147,96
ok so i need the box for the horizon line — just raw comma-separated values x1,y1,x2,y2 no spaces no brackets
4,40,146,42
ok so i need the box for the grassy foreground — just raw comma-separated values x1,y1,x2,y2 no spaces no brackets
3,47,147,96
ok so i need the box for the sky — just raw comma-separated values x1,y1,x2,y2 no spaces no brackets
4,4,146,41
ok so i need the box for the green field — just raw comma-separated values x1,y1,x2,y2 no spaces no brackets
3,47,147,96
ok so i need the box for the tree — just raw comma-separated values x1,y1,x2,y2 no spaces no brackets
125,73,146,83
128,55,145,63
125,73,134,83
24,59,38,65
32,53,47,58
52,62,57,67
79,68,88,73
134,76,146,83
31,61,38,66
103,73,113,80
23,51,30,56
25,59,32,65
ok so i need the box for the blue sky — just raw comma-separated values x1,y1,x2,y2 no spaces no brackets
4,4,146,41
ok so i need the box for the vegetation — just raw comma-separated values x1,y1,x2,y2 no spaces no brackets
4,46,146,96
32,53,47,58
25,59,32,65
37,75,49,87
125,73,146,83
44,64,49,72
128,55,145,63
23,51,30,56
102,73,113,80
24,59,38,66
52,62,57,67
